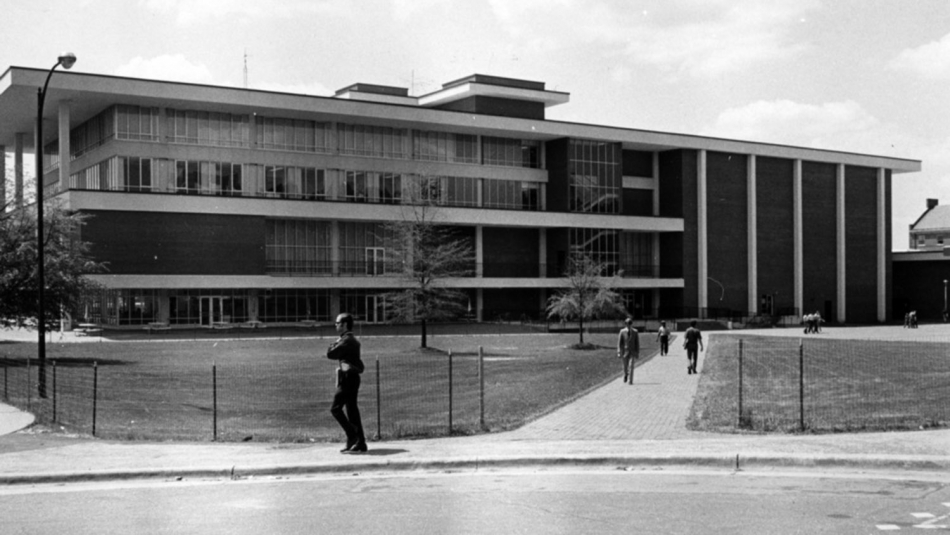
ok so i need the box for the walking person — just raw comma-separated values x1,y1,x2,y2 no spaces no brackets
656,320,670,356
327,312,368,454
617,317,639,385
683,320,704,375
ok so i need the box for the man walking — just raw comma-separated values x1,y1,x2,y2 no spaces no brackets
683,320,704,375
617,317,639,385
327,312,367,454
656,320,670,356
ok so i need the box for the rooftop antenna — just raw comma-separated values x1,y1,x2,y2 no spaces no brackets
243,49,249,88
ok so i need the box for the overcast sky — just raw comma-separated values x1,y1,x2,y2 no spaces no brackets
3,0,948,249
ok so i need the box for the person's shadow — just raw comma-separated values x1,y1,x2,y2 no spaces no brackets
359,448,406,456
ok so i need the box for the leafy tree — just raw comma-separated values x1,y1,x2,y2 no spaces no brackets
382,179,475,348
546,255,626,346
0,198,106,325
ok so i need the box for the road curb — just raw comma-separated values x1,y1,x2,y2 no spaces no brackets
4,453,949,486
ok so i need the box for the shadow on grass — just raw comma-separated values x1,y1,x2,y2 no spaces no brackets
0,357,130,367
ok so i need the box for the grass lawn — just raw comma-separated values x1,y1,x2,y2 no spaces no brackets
687,335,950,433
1,330,654,443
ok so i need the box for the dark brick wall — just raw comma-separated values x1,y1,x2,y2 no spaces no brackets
893,258,949,321
658,149,697,309
545,138,570,213
483,227,539,277
482,288,542,319
545,227,569,277
622,188,653,216
845,166,879,323
706,152,749,314
802,161,838,319
658,150,686,219
756,157,795,313
434,96,545,120
622,150,653,177
80,210,265,275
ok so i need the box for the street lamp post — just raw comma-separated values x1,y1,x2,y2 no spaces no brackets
36,53,76,398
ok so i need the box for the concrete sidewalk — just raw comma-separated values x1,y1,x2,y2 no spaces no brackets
2,328,949,485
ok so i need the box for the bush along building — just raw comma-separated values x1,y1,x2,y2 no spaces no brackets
0,67,921,328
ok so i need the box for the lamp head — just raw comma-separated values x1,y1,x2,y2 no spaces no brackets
58,53,77,70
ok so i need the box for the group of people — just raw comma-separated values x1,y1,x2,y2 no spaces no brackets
802,312,823,334
617,318,703,381
904,310,919,329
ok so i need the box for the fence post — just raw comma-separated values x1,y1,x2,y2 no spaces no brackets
3,360,7,400
52,360,57,423
737,339,743,429
26,354,31,412
212,361,217,442
447,349,453,435
478,346,485,430
799,340,805,432
375,357,381,440
92,361,99,437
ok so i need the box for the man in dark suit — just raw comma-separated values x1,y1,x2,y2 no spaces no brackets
327,312,367,454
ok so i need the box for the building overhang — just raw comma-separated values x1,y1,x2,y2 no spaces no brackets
0,66,922,174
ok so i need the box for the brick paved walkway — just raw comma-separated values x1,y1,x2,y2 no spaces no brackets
503,334,709,441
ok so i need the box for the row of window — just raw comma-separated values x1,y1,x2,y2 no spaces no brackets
569,139,622,214
87,283,661,326
63,104,541,169
70,156,544,211
266,219,654,278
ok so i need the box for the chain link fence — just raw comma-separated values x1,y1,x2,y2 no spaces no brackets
1,334,624,442
689,335,950,433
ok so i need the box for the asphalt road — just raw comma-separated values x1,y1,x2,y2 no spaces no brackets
2,468,948,534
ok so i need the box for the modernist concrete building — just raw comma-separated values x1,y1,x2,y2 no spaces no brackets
0,66,921,328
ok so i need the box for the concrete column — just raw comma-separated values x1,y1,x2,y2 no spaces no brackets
249,290,259,321
793,159,803,317
0,145,5,209
476,288,484,322
697,150,708,316
14,133,24,208
475,226,484,277
652,151,660,216
877,167,887,323
653,151,661,280
329,289,341,319
747,155,758,316
58,101,71,189
331,220,341,276
836,164,847,323
539,228,547,278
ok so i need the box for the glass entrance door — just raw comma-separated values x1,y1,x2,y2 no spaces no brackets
200,296,224,326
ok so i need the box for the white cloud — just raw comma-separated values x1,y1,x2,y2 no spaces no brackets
485,0,819,77
114,55,219,85
703,99,882,150
391,0,452,22
143,0,346,25
889,32,950,79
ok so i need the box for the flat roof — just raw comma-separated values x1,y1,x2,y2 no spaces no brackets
0,66,921,173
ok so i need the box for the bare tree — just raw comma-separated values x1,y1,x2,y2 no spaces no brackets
546,254,626,346
382,177,475,348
